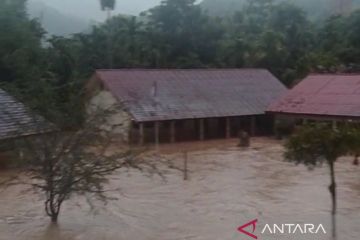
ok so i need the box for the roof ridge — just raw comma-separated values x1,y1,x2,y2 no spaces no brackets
96,68,268,72
309,73,360,76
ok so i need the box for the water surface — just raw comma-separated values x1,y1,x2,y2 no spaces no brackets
0,138,359,240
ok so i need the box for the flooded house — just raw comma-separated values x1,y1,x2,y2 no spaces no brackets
0,89,52,162
267,74,360,124
87,69,287,144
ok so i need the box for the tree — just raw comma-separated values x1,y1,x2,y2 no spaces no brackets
145,0,224,67
345,123,360,165
285,123,342,215
343,10,360,67
2,95,166,223
221,0,314,85
284,123,359,215
311,10,360,73
0,0,45,88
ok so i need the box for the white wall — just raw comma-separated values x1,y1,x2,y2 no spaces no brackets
88,90,132,142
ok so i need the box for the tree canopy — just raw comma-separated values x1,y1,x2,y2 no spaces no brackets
1,0,360,123
285,123,360,215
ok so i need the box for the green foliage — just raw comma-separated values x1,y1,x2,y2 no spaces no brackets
0,0,86,128
343,123,360,156
285,123,360,167
201,0,360,20
2,0,360,126
218,1,313,84
0,0,44,85
285,123,360,215
313,11,360,72
144,0,224,67
285,123,349,167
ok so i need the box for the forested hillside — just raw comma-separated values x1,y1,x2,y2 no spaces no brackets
28,1,90,35
1,0,360,126
201,0,360,20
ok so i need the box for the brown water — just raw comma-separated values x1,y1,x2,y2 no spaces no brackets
0,138,359,240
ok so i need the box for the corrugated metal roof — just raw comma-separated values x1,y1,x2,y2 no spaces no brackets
267,74,360,119
95,69,286,122
0,89,52,140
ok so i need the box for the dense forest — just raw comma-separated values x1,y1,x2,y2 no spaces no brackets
201,0,360,19
1,0,360,127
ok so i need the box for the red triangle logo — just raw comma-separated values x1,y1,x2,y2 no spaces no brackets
237,219,258,239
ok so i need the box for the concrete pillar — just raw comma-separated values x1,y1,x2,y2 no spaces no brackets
139,123,144,145
226,117,231,138
199,119,205,141
170,121,176,143
127,123,132,144
273,115,278,137
155,121,160,147
238,117,242,135
250,116,256,136
332,120,338,130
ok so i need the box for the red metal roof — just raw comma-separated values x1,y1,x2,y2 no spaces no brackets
267,74,360,119
95,69,286,122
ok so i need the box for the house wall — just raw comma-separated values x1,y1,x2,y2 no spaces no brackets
129,115,273,145
0,138,17,168
87,90,132,142
0,133,54,168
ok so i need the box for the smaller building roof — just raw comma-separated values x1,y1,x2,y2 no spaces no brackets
94,69,286,122
267,74,360,119
0,89,52,140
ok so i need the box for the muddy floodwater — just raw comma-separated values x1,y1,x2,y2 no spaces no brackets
0,138,359,240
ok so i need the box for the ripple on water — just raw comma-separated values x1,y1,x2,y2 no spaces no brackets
0,138,359,240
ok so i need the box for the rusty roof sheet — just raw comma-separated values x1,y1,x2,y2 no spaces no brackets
0,89,52,140
95,69,286,122
267,74,360,119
